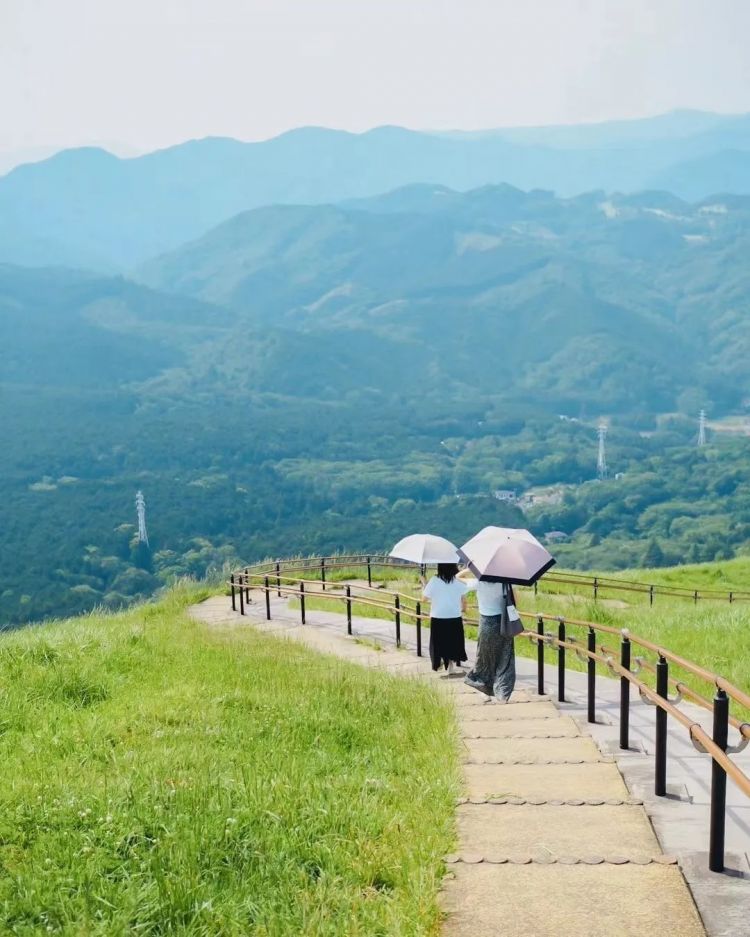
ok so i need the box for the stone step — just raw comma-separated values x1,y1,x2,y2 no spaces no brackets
461,736,603,764
464,763,630,801
441,864,704,937
461,716,581,738
453,699,560,718
455,802,660,856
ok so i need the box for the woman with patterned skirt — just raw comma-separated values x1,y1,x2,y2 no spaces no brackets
461,578,523,701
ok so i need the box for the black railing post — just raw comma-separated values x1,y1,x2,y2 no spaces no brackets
620,631,631,750
230,573,236,611
587,627,596,723
655,655,668,796
276,561,281,597
537,616,544,696
264,576,271,620
709,688,729,873
694,590,698,606
300,582,306,625
416,601,422,657
239,575,245,616
346,585,352,635
729,591,733,605
394,595,401,648
593,577,598,601
367,556,372,587
534,579,538,597
321,557,326,591
245,567,250,603
649,585,654,607
557,618,566,703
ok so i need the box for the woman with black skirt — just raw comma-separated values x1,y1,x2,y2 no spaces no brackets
421,563,469,674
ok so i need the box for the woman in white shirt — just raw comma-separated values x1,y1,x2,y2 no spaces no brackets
421,563,469,674
460,575,523,701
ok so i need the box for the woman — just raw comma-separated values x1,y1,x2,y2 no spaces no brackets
421,563,469,674
461,576,523,702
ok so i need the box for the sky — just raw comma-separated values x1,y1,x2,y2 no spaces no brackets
2,0,750,164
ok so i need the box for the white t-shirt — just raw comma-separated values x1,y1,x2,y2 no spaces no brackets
463,579,519,618
463,578,504,615
423,576,469,619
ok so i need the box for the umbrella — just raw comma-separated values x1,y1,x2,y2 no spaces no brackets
458,526,555,585
389,533,460,565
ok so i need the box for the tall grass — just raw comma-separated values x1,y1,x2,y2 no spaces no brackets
0,584,460,935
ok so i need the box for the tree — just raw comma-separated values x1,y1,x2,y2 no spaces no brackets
642,538,665,568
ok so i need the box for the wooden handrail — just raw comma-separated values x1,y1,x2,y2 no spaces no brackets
233,555,750,712
242,553,750,602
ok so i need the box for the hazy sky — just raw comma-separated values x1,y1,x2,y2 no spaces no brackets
3,0,750,158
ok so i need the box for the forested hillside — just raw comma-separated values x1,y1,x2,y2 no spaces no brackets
3,182,750,626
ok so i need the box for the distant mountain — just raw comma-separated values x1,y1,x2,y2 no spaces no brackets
5,178,750,626
138,183,750,413
647,149,750,201
3,111,750,271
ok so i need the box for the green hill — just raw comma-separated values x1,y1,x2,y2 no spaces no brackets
0,584,458,934
4,183,750,625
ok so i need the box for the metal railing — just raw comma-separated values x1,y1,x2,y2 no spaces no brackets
229,554,750,874
240,552,750,605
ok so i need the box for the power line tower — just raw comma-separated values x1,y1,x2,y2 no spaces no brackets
135,490,149,546
697,409,707,448
597,423,608,479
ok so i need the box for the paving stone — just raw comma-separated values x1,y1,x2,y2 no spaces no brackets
441,864,705,936
461,736,602,764
464,763,630,801
454,700,560,719
456,803,659,856
460,716,581,737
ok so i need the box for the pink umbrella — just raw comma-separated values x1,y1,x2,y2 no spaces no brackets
459,526,556,585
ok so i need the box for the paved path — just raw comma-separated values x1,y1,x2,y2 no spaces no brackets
190,590,750,936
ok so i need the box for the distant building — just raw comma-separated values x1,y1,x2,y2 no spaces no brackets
493,489,517,502
545,530,568,543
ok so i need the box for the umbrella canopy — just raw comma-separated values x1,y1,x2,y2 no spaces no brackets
459,526,555,585
389,533,460,565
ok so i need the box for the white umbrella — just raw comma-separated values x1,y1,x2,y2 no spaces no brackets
389,533,460,565
459,527,555,585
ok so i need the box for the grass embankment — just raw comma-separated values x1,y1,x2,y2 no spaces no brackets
0,584,460,935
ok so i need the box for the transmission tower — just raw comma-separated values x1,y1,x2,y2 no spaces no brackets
597,423,608,479
135,490,149,546
697,409,707,448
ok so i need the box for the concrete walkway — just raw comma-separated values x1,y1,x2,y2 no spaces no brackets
190,590,748,936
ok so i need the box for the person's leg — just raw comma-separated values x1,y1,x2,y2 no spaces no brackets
493,636,517,701
429,618,440,672
464,614,494,693
453,616,467,672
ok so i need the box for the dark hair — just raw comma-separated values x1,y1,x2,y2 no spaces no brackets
437,563,459,583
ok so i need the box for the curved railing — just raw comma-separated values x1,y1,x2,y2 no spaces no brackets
242,552,750,605
229,554,750,874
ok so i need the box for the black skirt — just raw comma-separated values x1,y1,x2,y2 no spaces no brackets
429,616,467,671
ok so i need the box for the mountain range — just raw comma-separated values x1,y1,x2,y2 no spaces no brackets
4,111,750,626
3,110,750,271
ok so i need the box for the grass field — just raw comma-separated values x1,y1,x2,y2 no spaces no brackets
0,583,460,936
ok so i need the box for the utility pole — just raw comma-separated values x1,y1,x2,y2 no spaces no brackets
597,423,608,479
698,409,707,448
135,490,149,546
